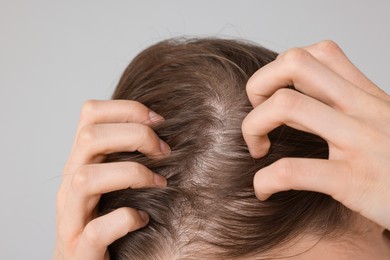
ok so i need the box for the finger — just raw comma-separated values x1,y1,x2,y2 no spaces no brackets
246,47,367,111
70,123,171,164
242,88,357,158
77,100,164,133
71,100,164,162
62,161,164,235
253,158,350,201
255,158,390,230
61,122,169,210
76,207,149,260
303,40,390,100
72,162,167,196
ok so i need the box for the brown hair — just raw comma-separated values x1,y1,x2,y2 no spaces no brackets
98,38,350,259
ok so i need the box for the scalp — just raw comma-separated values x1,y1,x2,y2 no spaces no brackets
98,38,351,259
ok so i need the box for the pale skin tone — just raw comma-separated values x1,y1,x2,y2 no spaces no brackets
242,40,390,231
242,40,390,258
55,40,390,259
55,100,170,260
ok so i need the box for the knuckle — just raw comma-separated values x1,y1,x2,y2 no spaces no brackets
127,100,144,111
246,75,256,93
126,162,147,178
316,40,343,57
83,221,103,247
77,125,98,146
274,158,295,184
277,47,312,66
80,100,99,120
241,116,251,134
271,88,301,112
253,171,265,189
130,163,154,187
72,165,91,191
241,114,260,137
136,124,156,142
118,208,139,230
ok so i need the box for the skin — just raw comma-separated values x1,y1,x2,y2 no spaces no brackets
264,216,390,259
54,100,170,260
55,40,390,259
242,40,390,231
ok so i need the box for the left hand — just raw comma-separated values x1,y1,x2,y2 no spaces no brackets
242,40,390,229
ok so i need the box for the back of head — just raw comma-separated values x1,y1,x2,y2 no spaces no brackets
98,38,350,259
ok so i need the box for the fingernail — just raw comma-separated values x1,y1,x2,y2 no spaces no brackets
257,193,271,201
148,110,164,123
159,139,171,155
153,173,167,187
138,210,149,223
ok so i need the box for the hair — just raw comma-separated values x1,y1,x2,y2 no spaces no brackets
98,38,351,259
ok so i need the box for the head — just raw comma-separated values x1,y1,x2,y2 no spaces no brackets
98,38,376,259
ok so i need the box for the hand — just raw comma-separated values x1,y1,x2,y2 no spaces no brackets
54,100,169,260
242,40,390,229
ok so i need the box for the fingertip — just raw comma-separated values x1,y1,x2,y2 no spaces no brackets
245,85,264,108
246,66,271,107
248,138,271,158
148,110,164,124
253,163,274,201
242,114,271,158
146,139,170,160
159,139,171,155
249,147,267,158
253,172,272,201
256,192,271,201
153,173,167,187
138,210,149,225
248,96,265,108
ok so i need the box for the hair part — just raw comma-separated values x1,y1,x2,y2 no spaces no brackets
98,38,351,259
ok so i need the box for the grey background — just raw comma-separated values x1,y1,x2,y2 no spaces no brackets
0,0,389,259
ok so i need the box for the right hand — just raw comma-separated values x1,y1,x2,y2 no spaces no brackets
54,100,170,260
